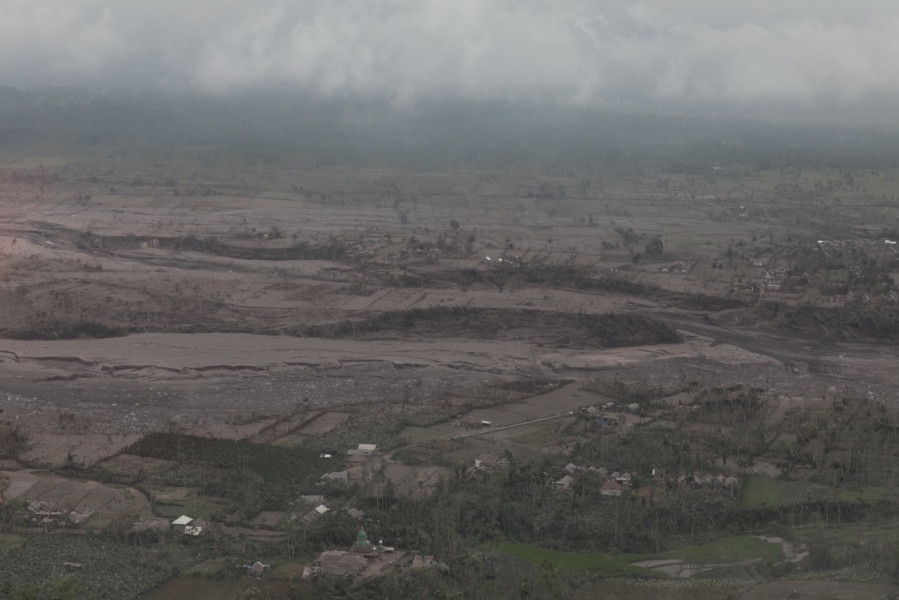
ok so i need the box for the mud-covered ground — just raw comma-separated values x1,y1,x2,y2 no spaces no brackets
1,166,898,467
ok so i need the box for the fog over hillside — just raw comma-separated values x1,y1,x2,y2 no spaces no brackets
3,86,899,172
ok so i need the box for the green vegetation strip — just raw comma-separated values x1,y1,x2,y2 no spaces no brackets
125,433,333,508
0,534,194,600
838,487,894,502
141,577,260,600
152,499,225,521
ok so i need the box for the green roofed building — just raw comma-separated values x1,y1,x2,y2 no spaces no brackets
350,528,375,554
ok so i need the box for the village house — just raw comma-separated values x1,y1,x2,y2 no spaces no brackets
246,561,270,579
456,417,483,429
319,470,349,484
347,466,372,481
171,515,193,533
348,443,377,456
611,471,633,485
298,494,326,506
301,504,330,525
345,454,370,467
581,405,601,418
600,479,626,496
582,404,618,418
169,515,204,536
554,475,574,491
411,555,435,569
315,551,368,579
312,528,400,580
23,501,75,529
474,453,508,471
346,507,366,521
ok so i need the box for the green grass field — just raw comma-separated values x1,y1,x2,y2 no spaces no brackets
838,486,895,502
771,480,893,506
494,542,654,576
661,535,782,564
398,425,455,443
739,475,781,508
495,535,782,576
0,533,24,552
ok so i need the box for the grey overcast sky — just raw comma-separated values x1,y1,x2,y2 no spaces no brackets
3,0,899,110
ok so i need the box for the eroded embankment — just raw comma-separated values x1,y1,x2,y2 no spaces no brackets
295,306,681,349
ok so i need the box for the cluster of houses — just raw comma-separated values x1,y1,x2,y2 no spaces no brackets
297,443,380,529
553,464,634,496
659,260,690,274
580,403,629,422
751,237,899,295
299,447,443,582
20,501,93,529
765,268,787,291
815,238,898,252
553,464,739,496
128,513,207,537
472,454,740,498
319,443,381,485
289,494,366,526
482,255,520,266
471,453,739,498
681,472,740,492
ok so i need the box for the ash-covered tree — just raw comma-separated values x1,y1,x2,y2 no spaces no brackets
644,236,664,258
